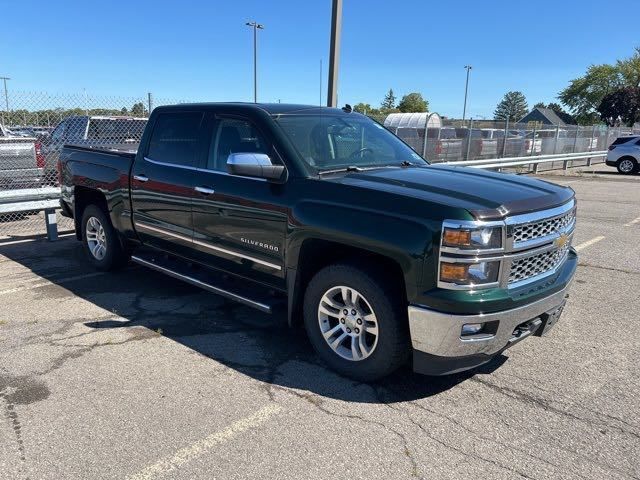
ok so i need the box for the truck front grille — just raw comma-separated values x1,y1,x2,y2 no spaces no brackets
509,243,570,285
513,209,575,244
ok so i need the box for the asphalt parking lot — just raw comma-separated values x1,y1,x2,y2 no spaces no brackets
1,166,639,480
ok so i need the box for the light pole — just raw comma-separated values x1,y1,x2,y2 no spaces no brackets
462,65,472,125
327,0,342,107
0,76,10,115
245,21,264,103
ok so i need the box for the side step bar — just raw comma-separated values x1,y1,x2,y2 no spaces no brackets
131,254,276,314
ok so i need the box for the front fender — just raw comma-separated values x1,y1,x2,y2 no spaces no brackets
287,199,437,301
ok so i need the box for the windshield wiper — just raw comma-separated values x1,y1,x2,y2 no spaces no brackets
318,165,364,175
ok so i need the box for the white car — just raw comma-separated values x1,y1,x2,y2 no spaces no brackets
606,135,640,174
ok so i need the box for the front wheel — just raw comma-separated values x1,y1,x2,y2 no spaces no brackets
303,264,409,381
617,157,638,175
81,205,129,271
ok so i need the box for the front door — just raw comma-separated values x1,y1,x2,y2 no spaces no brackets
130,111,205,258
191,115,288,289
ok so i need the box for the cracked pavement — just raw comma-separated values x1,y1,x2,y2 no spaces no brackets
0,170,638,479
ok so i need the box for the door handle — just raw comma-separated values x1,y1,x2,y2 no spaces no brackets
195,186,215,195
133,174,149,183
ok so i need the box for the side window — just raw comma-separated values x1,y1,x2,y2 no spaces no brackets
147,112,203,167
51,121,66,142
207,118,271,171
634,138,640,146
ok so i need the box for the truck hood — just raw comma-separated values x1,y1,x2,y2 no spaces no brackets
324,164,574,220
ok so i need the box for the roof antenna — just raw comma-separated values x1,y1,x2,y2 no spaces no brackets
342,104,352,113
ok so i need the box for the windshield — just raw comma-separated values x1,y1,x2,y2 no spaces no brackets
273,113,427,171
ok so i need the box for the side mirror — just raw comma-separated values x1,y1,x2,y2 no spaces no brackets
226,153,286,182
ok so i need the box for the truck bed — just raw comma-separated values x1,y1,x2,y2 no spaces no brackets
59,144,136,229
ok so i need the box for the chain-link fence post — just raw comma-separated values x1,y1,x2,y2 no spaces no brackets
553,125,560,154
587,125,596,166
465,118,473,161
502,118,509,158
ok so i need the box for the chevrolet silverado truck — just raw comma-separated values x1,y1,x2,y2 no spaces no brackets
59,103,577,381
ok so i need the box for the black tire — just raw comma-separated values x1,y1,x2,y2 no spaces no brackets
303,263,409,382
616,157,638,175
81,204,129,271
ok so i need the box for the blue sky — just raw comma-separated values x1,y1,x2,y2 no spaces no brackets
3,0,637,118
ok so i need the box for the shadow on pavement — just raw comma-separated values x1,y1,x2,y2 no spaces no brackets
1,237,507,404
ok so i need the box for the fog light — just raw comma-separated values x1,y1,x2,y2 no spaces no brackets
461,323,484,336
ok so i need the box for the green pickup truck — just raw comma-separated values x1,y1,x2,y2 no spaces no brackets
59,103,577,381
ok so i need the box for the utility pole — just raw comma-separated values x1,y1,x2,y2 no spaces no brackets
327,0,342,107
462,65,472,124
246,21,264,103
0,76,10,115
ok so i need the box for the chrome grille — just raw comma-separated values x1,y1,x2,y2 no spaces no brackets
509,243,570,284
513,209,575,244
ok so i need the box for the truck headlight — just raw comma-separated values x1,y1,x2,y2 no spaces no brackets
440,260,501,285
442,226,502,249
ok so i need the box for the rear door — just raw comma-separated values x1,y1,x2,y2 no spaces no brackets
190,113,288,288
130,111,206,258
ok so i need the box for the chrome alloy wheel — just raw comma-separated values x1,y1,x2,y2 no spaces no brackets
86,216,107,260
317,286,379,361
619,158,635,173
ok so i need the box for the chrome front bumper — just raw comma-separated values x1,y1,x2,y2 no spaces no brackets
408,281,572,360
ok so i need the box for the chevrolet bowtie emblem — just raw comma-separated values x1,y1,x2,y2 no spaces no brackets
554,233,569,248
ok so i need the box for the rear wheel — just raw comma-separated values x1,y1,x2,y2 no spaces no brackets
81,205,129,271
303,264,409,381
617,157,638,175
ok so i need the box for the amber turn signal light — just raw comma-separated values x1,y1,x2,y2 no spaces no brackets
440,262,469,283
442,228,471,247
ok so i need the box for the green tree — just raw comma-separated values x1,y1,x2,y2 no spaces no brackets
597,87,640,127
494,91,529,121
398,92,429,113
380,89,396,110
353,102,380,115
617,47,640,89
131,102,148,117
558,64,623,124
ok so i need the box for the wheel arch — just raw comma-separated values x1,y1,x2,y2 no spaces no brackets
73,186,109,240
287,238,408,327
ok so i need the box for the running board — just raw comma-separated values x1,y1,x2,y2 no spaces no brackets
131,254,279,314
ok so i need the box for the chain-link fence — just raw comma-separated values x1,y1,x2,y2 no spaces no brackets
0,90,186,240
1,90,638,240
380,115,640,172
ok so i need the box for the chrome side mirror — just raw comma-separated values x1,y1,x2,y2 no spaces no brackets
226,153,286,181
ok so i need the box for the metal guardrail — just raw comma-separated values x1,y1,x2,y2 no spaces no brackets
0,187,62,240
444,150,607,171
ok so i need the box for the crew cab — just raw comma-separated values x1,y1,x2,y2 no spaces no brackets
59,103,577,381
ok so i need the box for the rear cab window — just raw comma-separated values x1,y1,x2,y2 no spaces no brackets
146,112,204,167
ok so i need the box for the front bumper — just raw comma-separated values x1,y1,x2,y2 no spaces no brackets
408,279,572,375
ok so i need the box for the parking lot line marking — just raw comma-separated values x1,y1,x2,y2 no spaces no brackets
126,404,282,480
574,236,605,252
0,271,105,296
624,216,640,227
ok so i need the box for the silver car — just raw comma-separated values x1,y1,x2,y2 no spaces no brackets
606,135,640,174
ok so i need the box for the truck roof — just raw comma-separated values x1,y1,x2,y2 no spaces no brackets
160,102,351,116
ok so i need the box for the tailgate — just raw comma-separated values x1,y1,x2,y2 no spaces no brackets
0,138,36,170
